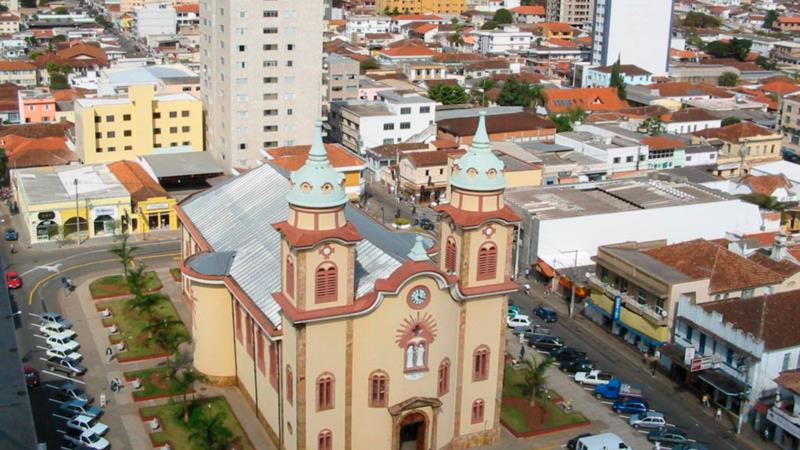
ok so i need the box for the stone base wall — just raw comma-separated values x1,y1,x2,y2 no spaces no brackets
447,427,500,450
199,372,237,387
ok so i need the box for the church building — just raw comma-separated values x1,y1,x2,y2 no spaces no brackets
177,112,520,450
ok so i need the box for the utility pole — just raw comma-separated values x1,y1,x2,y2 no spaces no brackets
74,178,80,246
561,249,579,319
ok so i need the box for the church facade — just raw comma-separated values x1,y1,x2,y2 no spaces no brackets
177,113,519,450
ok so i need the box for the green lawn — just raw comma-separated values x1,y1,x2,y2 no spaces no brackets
141,397,254,450
170,268,182,282
100,294,188,361
501,365,588,434
89,271,162,299
124,366,190,400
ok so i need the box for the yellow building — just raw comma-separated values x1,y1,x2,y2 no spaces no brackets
377,0,466,14
692,121,782,178
108,160,177,233
178,118,519,450
73,84,203,165
11,164,132,244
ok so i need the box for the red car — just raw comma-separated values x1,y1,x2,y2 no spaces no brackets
23,364,39,388
6,271,21,289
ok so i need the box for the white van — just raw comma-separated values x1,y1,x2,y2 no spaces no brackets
575,433,630,450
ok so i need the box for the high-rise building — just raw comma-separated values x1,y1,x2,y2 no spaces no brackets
200,0,324,172
376,0,465,14
545,0,594,27
591,0,673,76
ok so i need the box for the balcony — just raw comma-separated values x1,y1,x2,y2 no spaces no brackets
768,404,800,438
587,273,668,326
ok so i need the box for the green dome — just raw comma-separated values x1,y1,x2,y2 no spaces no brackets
450,111,506,192
286,122,347,209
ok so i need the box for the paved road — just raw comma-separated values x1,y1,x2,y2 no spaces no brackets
511,287,749,450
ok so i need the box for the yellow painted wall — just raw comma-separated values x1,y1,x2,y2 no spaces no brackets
191,281,237,378
505,168,543,188
304,319,348,449
464,224,511,288
282,321,298,450
589,292,670,342
376,0,466,13
136,197,178,232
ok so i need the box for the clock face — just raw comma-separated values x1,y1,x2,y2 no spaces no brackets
407,286,430,309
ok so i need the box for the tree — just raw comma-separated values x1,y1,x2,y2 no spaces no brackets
187,407,233,450
0,4,8,12
493,8,512,24
682,11,721,29
447,31,464,47
718,71,739,87
609,58,627,101
637,117,666,136
20,0,36,8
686,34,706,50
126,264,162,321
359,57,379,73
169,362,208,423
764,10,779,29
481,20,498,30
741,192,788,212
54,6,67,14
471,79,497,106
144,318,187,349
450,17,458,24
427,83,470,105
496,76,544,109
756,56,778,70
109,234,137,282
721,116,741,126
548,109,584,132
518,356,555,406
706,38,752,61
29,51,44,61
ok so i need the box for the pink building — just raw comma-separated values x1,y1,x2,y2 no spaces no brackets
18,89,57,124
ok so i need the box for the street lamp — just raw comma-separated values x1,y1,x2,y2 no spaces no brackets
73,178,80,246
560,249,579,319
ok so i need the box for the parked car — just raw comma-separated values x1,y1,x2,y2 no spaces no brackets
507,314,532,328
628,411,666,430
4,229,18,241
595,379,643,400
528,335,564,352
40,323,76,339
58,400,102,419
40,312,73,329
46,347,82,362
417,218,435,231
23,364,39,388
57,382,93,403
647,427,690,445
533,304,558,322
6,271,21,289
612,399,649,415
574,370,614,386
559,358,594,374
550,347,586,364
62,428,109,450
46,334,80,352
572,433,630,450
47,356,86,376
66,415,109,436
672,444,709,450
507,305,520,318
566,433,592,450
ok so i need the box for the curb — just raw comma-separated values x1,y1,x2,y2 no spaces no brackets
500,417,591,438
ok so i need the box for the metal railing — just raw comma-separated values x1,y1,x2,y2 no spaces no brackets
586,273,668,325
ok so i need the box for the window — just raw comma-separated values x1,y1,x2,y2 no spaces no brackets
170,127,178,134
263,10,278,17
264,109,278,116
471,399,485,424
124,130,132,137
238,45,246,52
613,157,621,164
315,264,337,303
369,371,388,407
626,156,633,163
246,317,254,357
94,116,101,123
233,306,242,344
124,145,132,151
318,430,332,450
400,107,411,115
182,141,190,146
264,125,278,132
181,110,190,117
686,325,694,342
269,341,278,388
257,330,265,373
287,366,294,404
263,44,277,51
438,359,450,396
182,126,190,133
637,288,647,305
420,106,431,113
286,256,294,298
317,374,334,410
107,146,116,152
477,243,497,280
742,288,754,298
95,147,103,153
154,128,161,135
153,112,161,119
263,77,278,84
287,44,295,51
445,237,456,273
383,123,394,131
106,115,114,122
473,346,489,381
400,122,411,130
169,111,177,118
784,353,792,371
263,60,278,67
123,114,131,121
263,27,278,34
95,132,101,138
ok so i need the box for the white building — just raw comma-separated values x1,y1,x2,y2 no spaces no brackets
471,25,533,55
329,90,436,154
135,4,177,39
591,0,673,76
661,108,722,135
555,125,648,175
200,0,323,172
345,15,391,38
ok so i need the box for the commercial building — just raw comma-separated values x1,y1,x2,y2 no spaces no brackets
472,25,533,55
766,367,800,448
178,118,518,450
545,0,594,27
18,89,57,124
135,3,177,39
692,122,782,178
375,0,466,14
96,64,200,96
328,90,436,154
200,0,323,172
107,160,177,233
345,15,391,38
582,64,652,88
437,111,556,146
323,54,360,113
591,0,673,76
554,125,649,175
73,84,203,164
0,60,37,87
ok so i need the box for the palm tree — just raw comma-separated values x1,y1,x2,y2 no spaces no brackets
187,407,232,450
143,316,185,343
527,83,545,110
109,234,137,282
519,356,555,406
170,366,208,423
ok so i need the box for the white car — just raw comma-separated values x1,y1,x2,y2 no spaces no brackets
40,322,76,338
574,370,614,386
63,429,109,450
46,346,82,362
39,312,72,329
66,415,109,436
46,334,79,352
507,315,532,328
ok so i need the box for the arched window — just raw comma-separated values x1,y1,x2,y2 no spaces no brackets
471,399,485,424
269,341,278,389
315,263,337,303
369,371,389,407
438,359,450,396
477,243,497,280
445,237,457,273
318,429,332,450
285,256,294,298
473,346,490,381
317,373,334,411
286,365,294,405
404,326,428,372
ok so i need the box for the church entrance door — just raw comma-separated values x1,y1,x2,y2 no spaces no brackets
398,412,426,450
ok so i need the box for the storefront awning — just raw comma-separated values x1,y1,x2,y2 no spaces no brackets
535,258,555,278
698,370,746,396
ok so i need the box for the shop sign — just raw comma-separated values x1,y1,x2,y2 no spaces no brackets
612,295,622,321
37,211,56,221
92,206,117,218
684,346,696,365
145,203,170,211
690,355,720,372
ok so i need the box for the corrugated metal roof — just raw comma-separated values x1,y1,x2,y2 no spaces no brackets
181,163,404,328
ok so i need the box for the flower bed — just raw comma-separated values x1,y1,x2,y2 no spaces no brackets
169,268,181,282
89,271,162,299
124,366,194,402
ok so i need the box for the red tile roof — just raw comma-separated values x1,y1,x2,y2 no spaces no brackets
760,80,800,95
739,174,793,196
34,43,108,68
379,44,436,58
108,160,168,202
510,5,545,15
535,22,576,34
641,136,685,150
692,121,779,142
775,369,800,395
175,4,199,13
644,239,784,294
748,251,800,278
412,23,437,34
403,149,464,167
437,112,555,136
646,82,733,98
543,87,628,114
701,291,800,350
0,60,36,71
267,143,366,171
777,16,800,24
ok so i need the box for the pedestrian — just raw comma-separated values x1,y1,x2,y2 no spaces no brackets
764,427,770,441
715,408,722,421
115,377,123,391
110,379,118,392
654,441,661,450
519,346,525,360
524,283,531,295
99,392,107,407
702,393,710,408
105,346,113,362
651,359,657,376
524,268,531,279
10,243,15,254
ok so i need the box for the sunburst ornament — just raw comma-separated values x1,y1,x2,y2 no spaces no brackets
395,312,438,348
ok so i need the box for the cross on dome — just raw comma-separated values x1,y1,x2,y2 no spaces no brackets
285,121,347,209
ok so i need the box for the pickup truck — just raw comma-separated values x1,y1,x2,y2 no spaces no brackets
595,378,643,400
62,428,110,450
574,370,613,386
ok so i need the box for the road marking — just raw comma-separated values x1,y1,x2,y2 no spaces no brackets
637,430,650,434
27,251,180,305
582,387,593,391
41,369,85,384
48,398,65,405
619,415,631,419
18,241,179,277
24,263,63,276
601,401,614,405
53,414,71,421
45,383,59,390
